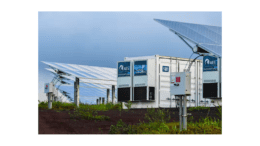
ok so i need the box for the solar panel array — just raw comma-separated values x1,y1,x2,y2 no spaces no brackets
42,61,117,104
154,19,222,57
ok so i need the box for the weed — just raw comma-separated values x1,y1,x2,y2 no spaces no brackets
188,106,210,111
144,108,171,123
125,101,132,110
214,102,222,119
98,128,103,133
38,101,121,111
109,116,221,134
69,108,110,121
188,116,194,122
109,119,136,134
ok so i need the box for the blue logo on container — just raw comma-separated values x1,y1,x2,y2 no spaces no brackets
134,61,147,76
203,56,218,72
162,66,169,72
118,62,130,77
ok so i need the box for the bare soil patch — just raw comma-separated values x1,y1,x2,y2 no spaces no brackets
38,107,220,134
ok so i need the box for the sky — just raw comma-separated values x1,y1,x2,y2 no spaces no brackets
38,12,222,103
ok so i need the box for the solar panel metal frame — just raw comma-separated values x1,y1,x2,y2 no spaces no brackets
154,19,222,57
43,61,118,102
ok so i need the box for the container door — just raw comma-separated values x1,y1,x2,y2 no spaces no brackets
159,58,177,108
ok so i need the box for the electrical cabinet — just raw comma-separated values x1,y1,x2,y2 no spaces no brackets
44,83,54,93
170,72,191,96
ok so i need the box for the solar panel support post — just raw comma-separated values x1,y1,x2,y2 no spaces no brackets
54,96,57,102
48,93,52,109
179,96,182,131
112,85,115,104
219,57,222,99
99,97,102,104
74,77,80,107
102,97,105,104
107,89,110,103
169,29,195,52
182,95,187,130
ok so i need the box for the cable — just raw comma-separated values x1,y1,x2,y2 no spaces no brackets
184,52,194,71
187,55,202,72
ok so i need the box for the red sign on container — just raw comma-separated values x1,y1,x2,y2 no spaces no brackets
176,77,180,82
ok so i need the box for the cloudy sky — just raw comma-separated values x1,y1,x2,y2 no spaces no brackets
38,12,222,103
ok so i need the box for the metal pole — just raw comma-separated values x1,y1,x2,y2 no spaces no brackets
107,89,110,103
170,58,172,108
99,97,102,104
179,96,182,131
112,85,115,104
170,97,172,108
102,97,105,104
183,95,187,130
52,94,55,102
48,93,52,109
74,77,80,107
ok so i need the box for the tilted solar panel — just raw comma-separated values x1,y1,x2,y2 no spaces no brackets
42,61,117,82
43,61,118,102
154,19,222,57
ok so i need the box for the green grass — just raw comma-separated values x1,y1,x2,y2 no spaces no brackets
144,108,171,123
38,101,121,111
188,106,210,111
109,107,222,134
38,101,121,121
38,101,76,110
109,117,221,134
68,108,110,121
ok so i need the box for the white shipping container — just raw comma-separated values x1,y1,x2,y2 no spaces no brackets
119,55,220,109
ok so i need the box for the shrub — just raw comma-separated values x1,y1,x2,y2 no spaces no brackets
188,106,210,111
144,108,171,123
125,101,132,110
52,101,76,110
216,106,222,119
214,102,222,119
109,116,222,134
109,119,136,134
39,101,122,111
69,108,110,121
38,101,48,109
110,103,122,110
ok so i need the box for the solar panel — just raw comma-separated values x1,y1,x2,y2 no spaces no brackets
43,61,118,103
154,19,222,57
42,61,117,82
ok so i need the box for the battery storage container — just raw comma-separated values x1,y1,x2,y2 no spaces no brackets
117,55,219,108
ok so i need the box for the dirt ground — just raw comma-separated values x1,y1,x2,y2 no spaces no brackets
38,107,220,134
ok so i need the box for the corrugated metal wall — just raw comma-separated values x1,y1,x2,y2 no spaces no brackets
159,56,206,108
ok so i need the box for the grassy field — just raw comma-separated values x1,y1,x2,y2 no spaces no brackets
38,101,222,134
38,101,122,111
108,107,222,134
